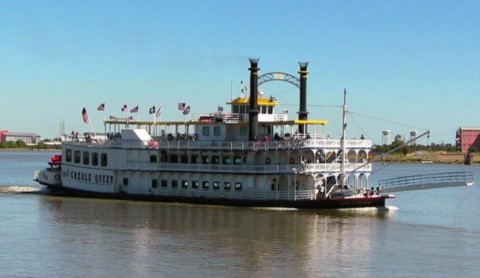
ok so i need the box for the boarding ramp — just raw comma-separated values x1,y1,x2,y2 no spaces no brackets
378,172,474,193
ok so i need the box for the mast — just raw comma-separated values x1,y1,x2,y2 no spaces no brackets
340,89,347,186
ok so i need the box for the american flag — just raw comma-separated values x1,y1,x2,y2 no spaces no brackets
82,107,89,124
178,102,186,111
97,103,105,111
130,106,139,113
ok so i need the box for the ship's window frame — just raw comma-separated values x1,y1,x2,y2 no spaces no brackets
181,154,188,163
123,177,129,186
92,152,98,166
239,126,247,136
224,182,231,191
233,105,239,114
213,126,221,136
239,105,246,114
74,150,81,163
161,179,168,188
213,181,220,190
181,180,189,189
170,154,178,163
267,106,273,114
202,126,210,136
150,154,157,163
101,153,108,167
201,155,209,164
151,179,158,189
192,180,199,189
66,149,72,162
83,151,89,165
222,156,231,164
202,181,209,189
235,182,242,191
211,155,219,164
191,154,198,164
171,180,178,188
234,156,242,165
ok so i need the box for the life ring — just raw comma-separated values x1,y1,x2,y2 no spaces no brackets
265,157,271,165
289,157,295,164
54,174,61,180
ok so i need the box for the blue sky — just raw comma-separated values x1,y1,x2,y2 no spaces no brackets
1,0,478,145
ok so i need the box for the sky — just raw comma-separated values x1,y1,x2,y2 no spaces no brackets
1,0,479,145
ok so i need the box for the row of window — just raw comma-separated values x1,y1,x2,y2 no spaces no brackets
153,153,247,165
65,149,108,167
145,179,242,191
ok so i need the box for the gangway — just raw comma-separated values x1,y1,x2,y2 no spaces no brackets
378,171,474,193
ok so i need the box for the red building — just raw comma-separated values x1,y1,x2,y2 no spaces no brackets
456,127,480,153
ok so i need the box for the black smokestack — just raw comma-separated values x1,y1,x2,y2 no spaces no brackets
248,58,260,141
298,62,309,134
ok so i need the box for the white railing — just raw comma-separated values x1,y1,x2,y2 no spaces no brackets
378,171,474,193
124,161,372,174
147,188,316,201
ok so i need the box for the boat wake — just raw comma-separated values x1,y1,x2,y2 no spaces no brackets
0,185,41,194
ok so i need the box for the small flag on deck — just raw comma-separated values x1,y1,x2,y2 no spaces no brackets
130,106,139,113
178,102,186,111
82,107,89,124
183,106,190,115
121,104,127,112
97,103,105,111
149,106,155,114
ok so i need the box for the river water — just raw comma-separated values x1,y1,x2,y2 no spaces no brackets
0,151,479,277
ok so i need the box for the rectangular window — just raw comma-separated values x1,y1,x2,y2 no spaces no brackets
181,180,189,188
83,151,89,165
222,156,231,164
213,181,220,190
239,106,246,114
213,126,221,136
161,179,168,188
170,154,178,163
234,156,242,165
202,181,209,189
239,126,247,136
151,179,158,189
101,153,108,167
233,105,239,113
201,156,209,164
181,155,188,163
66,149,72,162
150,154,157,163
268,106,273,114
123,178,129,186
74,150,81,163
191,155,198,164
235,182,242,191
192,181,199,189
202,126,210,136
224,182,231,191
171,180,178,188
92,152,98,166
211,155,219,164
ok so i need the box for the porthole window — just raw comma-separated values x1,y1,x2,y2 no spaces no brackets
202,181,209,189
224,182,231,191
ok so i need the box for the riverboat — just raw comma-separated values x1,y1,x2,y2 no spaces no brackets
34,59,473,209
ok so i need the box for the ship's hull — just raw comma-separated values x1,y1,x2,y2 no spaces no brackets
44,184,390,209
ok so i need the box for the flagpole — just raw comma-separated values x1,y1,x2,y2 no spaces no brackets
84,106,97,136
